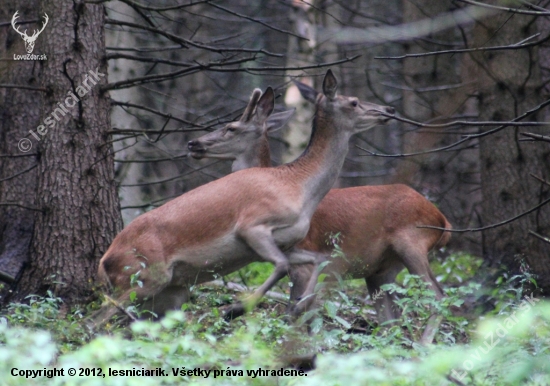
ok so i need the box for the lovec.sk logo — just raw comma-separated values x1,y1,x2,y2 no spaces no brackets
11,11,48,60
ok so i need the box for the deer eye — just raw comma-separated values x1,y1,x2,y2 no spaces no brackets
226,126,236,132
351,100,358,107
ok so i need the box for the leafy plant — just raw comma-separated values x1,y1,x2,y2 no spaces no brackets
2,248,550,385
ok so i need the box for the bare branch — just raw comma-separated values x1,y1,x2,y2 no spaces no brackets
242,55,361,73
376,33,550,60
105,18,283,57
207,2,307,40
360,98,550,157
109,127,205,135
105,45,184,53
105,53,359,77
380,112,548,129
418,196,550,233
120,160,222,187
103,56,257,90
457,0,550,16
106,53,194,67
0,164,37,182
357,139,472,158
111,100,204,127
529,231,550,245
0,153,36,158
521,132,550,143
0,202,42,212
0,84,47,92
530,174,550,187
0,18,38,28
114,154,188,164
116,0,210,12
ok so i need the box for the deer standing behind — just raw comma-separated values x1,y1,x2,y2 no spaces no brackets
89,70,393,328
189,82,451,340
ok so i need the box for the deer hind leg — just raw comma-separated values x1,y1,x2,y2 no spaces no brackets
141,285,190,318
87,285,159,331
366,261,404,325
395,241,444,300
87,263,174,330
394,238,445,344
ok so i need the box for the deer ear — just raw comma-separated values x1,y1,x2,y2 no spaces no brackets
294,80,318,103
241,88,262,122
322,69,338,100
265,109,295,133
254,87,275,122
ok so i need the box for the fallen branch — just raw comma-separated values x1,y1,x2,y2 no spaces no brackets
104,294,138,322
0,270,15,284
204,280,289,303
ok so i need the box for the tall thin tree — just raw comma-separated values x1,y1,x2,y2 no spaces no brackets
471,4,550,291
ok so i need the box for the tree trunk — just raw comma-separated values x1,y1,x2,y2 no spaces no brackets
282,1,317,164
0,1,40,284
396,0,482,253
471,5,550,291
14,0,122,303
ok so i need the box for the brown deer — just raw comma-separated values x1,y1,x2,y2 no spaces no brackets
189,84,451,340
89,70,394,328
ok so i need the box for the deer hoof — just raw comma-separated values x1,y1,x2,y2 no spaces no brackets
223,303,245,321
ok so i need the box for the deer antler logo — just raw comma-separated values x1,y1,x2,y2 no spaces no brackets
11,11,49,54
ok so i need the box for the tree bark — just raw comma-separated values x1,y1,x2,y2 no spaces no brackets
470,5,550,291
0,1,41,284
14,0,122,303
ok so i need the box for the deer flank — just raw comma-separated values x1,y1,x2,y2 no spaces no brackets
91,70,393,328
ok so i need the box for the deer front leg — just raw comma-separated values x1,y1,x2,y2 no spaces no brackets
224,226,304,320
287,250,328,317
287,263,314,312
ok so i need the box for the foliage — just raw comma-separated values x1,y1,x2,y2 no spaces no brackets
1,257,550,385
429,252,484,285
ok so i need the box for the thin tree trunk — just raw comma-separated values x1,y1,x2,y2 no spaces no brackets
14,0,122,303
282,1,317,164
471,5,550,292
396,0,481,252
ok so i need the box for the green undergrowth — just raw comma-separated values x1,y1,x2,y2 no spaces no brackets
1,252,549,385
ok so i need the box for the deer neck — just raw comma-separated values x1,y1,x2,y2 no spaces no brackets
284,107,351,217
231,135,272,172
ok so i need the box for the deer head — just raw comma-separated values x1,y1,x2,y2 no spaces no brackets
294,70,395,134
188,88,295,171
12,11,49,54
